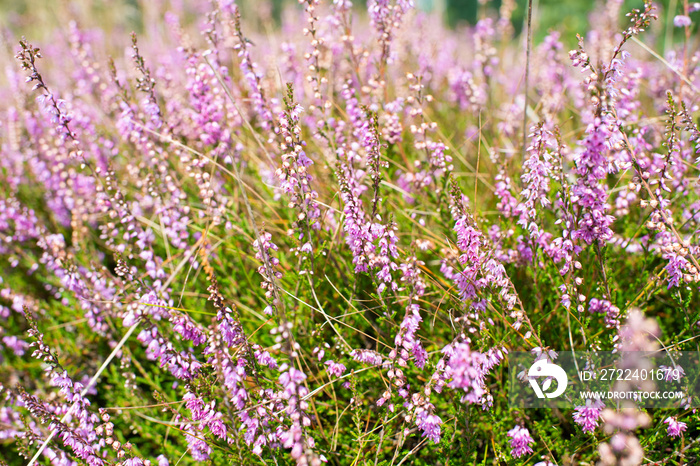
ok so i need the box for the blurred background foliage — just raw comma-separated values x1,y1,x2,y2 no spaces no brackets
0,0,694,39
0,0,696,64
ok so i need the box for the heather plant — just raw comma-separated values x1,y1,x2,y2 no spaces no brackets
1,0,700,465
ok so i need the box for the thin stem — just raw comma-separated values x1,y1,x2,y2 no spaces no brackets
521,0,534,157
27,322,140,466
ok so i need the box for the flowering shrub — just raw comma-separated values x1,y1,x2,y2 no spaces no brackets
1,0,700,464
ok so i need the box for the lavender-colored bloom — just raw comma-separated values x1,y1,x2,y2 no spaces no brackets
673,15,692,27
573,399,604,433
122,459,145,466
337,147,401,293
351,349,385,366
21,328,105,465
451,215,484,301
571,116,615,245
382,99,404,144
276,99,322,236
415,408,442,444
276,365,317,463
255,347,278,368
413,344,428,369
324,360,346,377
446,213,517,312
2,336,28,356
664,416,687,437
668,254,690,288
517,125,555,239
588,298,620,328
184,423,212,461
658,364,685,382
494,170,518,218
368,0,414,64
369,221,400,294
252,230,283,307
337,160,370,272
617,309,661,353
444,342,504,405
231,13,274,132
393,303,424,359
449,69,487,113
183,51,232,149
170,312,206,346
507,425,534,458
183,390,229,443
137,324,202,380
